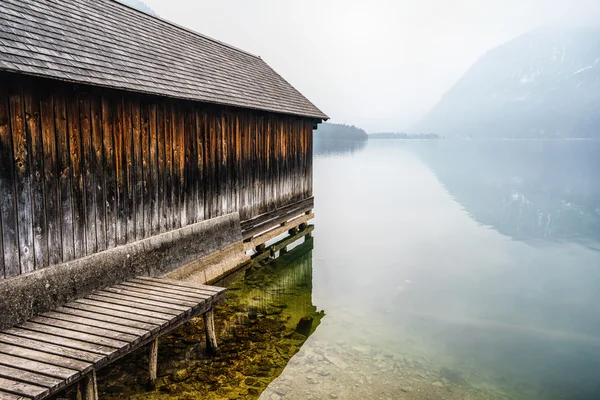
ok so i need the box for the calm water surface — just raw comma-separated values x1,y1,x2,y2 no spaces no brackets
261,139,600,400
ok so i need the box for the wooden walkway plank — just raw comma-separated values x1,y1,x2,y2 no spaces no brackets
2,328,114,356
0,390,30,400
74,298,175,321
28,316,139,343
40,312,149,337
53,306,157,332
85,294,184,316
0,365,62,389
100,287,199,308
0,334,104,364
91,292,190,312
129,278,221,296
116,282,212,302
0,377,47,400
111,284,211,305
16,322,128,350
0,344,91,373
62,303,166,328
137,277,223,293
0,353,79,380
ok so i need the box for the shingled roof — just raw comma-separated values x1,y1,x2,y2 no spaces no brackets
0,0,328,120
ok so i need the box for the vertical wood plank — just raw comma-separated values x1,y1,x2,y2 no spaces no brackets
39,82,62,267
101,96,117,249
54,87,74,262
148,103,159,235
211,111,219,218
171,103,181,228
0,80,19,276
164,102,173,231
79,92,97,256
66,90,85,259
90,95,106,252
132,98,144,240
9,80,35,273
195,109,205,223
123,98,135,242
141,100,152,238
177,104,187,227
222,113,229,215
114,96,127,245
203,111,211,220
156,103,167,233
184,106,195,225
23,81,48,270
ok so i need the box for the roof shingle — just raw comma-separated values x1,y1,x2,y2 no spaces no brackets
0,0,328,119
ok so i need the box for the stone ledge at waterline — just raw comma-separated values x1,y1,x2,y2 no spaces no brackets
0,212,249,330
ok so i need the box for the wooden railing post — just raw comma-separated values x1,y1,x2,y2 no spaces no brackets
203,308,218,354
78,370,98,400
148,338,159,388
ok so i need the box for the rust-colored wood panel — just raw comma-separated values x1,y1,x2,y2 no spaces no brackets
171,103,182,228
220,112,228,216
266,116,273,211
195,109,205,222
211,111,221,218
90,95,106,252
163,102,173,231
101,96,116,249
23,81,48,270
39,83,62,267
141,100,152,237
54,87,74,262
79,92,97,256
148,103,159,235
176,104,186,227
9,80,35,274
132,98,144,240
156,103,167,233
113,97,127,246
0,81,19,276
123,98,135,243
202,110,211,220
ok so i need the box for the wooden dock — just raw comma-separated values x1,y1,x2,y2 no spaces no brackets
0,277,226,400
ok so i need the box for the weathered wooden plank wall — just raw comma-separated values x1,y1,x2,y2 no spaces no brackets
0,73,314,278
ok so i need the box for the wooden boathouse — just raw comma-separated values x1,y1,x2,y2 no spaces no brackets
0,1,325,396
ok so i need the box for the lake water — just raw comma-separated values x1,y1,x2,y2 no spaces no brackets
98,138,600,400
260,139,600,400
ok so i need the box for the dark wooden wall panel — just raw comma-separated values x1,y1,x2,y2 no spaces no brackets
0,72,315,278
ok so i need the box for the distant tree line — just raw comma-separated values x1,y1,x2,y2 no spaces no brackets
369,132,440,139
314,123,368,141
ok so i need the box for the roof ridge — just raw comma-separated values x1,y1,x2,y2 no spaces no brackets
109,0,261,60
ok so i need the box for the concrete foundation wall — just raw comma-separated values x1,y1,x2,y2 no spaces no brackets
0,213,246,330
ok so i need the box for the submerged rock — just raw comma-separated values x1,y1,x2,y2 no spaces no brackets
295,315,314,336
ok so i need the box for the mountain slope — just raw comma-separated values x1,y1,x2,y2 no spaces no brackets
415,27,600,138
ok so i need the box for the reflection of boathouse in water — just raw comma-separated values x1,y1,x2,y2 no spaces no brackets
0,0,327,328
225,234,324,337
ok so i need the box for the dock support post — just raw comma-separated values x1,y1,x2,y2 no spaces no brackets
288,226,298,235
78,370,98,400
204,308,218,354
148,338,159,388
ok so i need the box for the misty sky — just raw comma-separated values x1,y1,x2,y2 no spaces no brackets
143,0,600,132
